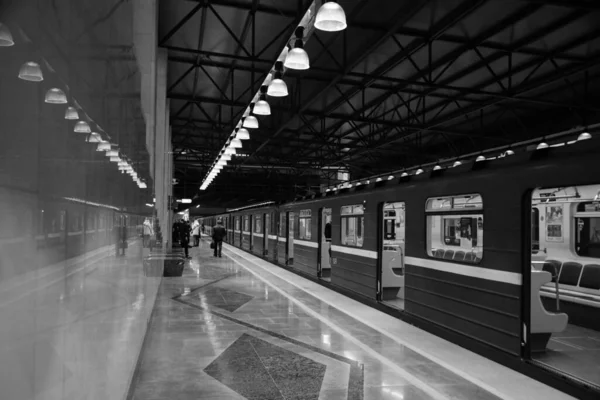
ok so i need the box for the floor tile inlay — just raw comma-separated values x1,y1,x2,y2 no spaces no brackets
205,333,326,400
193,285,255,312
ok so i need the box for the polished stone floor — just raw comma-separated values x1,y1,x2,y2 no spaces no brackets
129,240,575,400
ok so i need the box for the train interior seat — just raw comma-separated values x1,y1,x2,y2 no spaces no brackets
434,249,444,258
542,260,562,282
558,262,583,286
530,270,569,353
453,251,465,261
579,264,600,290
464,252,475,262
443,250,454,260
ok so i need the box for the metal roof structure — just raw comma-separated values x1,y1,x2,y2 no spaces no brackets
160,0,600,208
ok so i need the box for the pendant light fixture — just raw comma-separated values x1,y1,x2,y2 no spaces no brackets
505,149,515,156
106,150,119,157
64,106,79,120
44,88,68,104
254,85,271,115
224,147,236,155
267,62,288,97
242,114,259,129
220,154,232,161
476,155,486,162
536,142,549,150
284,27,310,70
97,142,111,152
578,131,591,141
18,61,44,81
230,138,243,148
74,121,91,133
453,161,462,167
110,156,121,162
415,168,424,175
86,132,101,143
0,23,14,46
237,128,250,140
315,1,347,32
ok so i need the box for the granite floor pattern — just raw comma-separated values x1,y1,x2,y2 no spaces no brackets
128,241,516,400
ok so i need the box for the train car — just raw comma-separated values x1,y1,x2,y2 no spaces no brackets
205,133,600,398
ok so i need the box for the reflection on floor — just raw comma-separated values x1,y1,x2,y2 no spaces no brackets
382,298,405,311
533,324,600,389
129,240,574,400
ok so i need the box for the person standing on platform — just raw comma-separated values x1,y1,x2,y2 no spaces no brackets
211,218,227,258
180,220,192,259
143,218,154,248
191,219,200,247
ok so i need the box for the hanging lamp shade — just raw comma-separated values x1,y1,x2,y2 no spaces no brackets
453,161,462,167
74,121,91,133
230,138,243,148
18,61,44,82
315,1,347,32
109,156,121,162
217,160,227,166
237,128,250,140
433,165,442,170
97,143,111,152
284,27,310,70
106,150,119,157
415,168,424,175
220,154,232,161
536,142,549,150
45,88,67,104
243,115,259,129
268,61,288,97
0,23,14,46
86,132,101,143
225,147,236,155
64,106,79,120
254,99,271,115
401,172,408,177
505,149,515,156
578,132,591,141
476,155,486,162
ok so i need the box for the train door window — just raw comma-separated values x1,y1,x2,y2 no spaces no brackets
381,202,406,310
575,202,600,258
235,216,240,231
298,209,311,240
279,213,286,237
265,213,271,237
288,212,295,262
341,204,364,247
255,215,262,234
426,194,483,263
244,215,249,232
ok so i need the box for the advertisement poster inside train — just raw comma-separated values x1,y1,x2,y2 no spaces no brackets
546,205,564,242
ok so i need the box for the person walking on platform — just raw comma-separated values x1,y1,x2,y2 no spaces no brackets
211,218,227,258
191,218,200,247
180,220,192,259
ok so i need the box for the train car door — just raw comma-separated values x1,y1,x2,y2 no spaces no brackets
249,214,254,250
287,211,294,266
379,202,406,310
318,208,332,281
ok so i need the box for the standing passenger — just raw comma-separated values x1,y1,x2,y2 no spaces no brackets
180,220,192,259
191,219,200,246
212,218,227,258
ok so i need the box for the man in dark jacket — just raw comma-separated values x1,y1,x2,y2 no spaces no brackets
211,218,227,258
180,220,192,259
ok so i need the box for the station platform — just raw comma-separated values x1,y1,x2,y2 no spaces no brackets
128,239,574,400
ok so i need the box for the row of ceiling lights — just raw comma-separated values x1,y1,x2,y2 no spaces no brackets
199,1,347,191
0,23,147,190
326,131,594,192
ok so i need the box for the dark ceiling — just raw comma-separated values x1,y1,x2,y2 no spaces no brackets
159,0,600,209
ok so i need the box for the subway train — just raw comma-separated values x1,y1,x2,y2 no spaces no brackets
200,133,600,360
0,187,145,282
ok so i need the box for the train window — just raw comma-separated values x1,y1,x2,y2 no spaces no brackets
341,205,364,247
575,201,600,258
298,209,311,240
235,216,240,231
426,194,483,263
279,213,286,237
243,215,249,232
254,215,262,234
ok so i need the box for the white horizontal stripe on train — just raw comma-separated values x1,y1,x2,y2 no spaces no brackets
67,231,83,236
540,290,600,307
234,230,241,233
294,239,318,248
277,237,287,242
47,233,62,238
253,233,264,237
268,234,278,240
331,245,378,259
242,231,250,235
405,256,522,286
